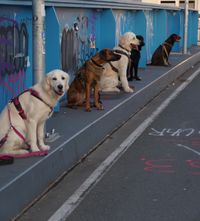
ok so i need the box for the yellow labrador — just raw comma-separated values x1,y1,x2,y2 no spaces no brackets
100,32,140,93
0,69,69,155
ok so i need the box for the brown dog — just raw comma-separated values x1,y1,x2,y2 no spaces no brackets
67,49,121,111
150,34,181,66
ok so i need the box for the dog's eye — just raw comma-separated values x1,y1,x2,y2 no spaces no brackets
52,77,57,81
61,76,65,80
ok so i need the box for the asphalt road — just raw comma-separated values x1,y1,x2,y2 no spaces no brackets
65,66,200,221
18,64,200,221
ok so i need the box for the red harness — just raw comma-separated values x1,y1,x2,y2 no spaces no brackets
12,88,53,120
0,88,51,165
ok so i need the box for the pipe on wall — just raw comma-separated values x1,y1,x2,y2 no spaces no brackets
183,0,189,54
32,0,45,83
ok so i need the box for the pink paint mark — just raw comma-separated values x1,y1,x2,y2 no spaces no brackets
191,138,200,146
144,159,175,173
0,70,26,97
0,80,16,96
0,16,18,25
186,159,200,168
140,156,146,161
188,171,200,176
141,158,200,176
186,159,200,175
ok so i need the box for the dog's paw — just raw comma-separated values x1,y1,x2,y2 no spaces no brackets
101,87,120,93
128,77,133,81
31,146,40,152
111,87,120,92
96,104,104,110
86,107,92,112
40,145,50,151
124,87,134,93
15,149,30,154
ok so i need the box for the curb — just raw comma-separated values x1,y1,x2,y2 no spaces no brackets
1,51,200,221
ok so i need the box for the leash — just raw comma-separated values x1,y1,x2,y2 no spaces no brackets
0,155,14,165
0,105,27,150
108,62,119,73
163,41,172,47
0,150,48,165
114,48,132,77
162,44,169,58
162,41,172,58
12,88,53,120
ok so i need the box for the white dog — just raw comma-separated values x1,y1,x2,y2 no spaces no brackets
100,32,140,93
0,69,69,155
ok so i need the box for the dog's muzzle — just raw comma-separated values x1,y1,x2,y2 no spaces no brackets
55,84,64,96
130,44,139,50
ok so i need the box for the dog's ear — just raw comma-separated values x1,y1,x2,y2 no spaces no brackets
99,49,107,60
42,74,51,92
119,35,126,46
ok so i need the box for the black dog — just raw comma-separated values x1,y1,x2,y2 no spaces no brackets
127,35,145,81
150,33,181,66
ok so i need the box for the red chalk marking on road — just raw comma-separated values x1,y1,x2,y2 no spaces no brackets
143,159,176,173
140,156,146,160
48,68,200,221
141,158,200,176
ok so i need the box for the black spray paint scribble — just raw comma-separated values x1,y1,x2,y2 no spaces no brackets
0,17,28,77
61,15,98,74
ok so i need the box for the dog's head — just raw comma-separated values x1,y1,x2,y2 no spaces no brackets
99,49,121,62
43,69,70,96
136,35,145,47
172,33,181,42
119,32,140,52
169,34,181,43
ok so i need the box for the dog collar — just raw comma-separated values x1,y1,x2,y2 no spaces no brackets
163,41,172,47
118,44,130,53
114,49,130,59
91,58,104,68
28,88,53,112
108,62,119,73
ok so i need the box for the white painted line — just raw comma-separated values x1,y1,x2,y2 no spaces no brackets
48,66,200,221
177,144,200,156
1,56,197,193
49,54,198,156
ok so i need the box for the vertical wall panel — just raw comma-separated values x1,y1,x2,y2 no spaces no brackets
153,10,167,53
167,10,181,52
135,10,147,67
144,10,154,63
99,9,116,50
0,6,32,112
0,4,198,112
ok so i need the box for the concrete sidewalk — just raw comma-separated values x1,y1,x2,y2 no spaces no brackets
1,46,200,221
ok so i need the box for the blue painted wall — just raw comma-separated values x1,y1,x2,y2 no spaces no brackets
0,4,198,112
166,11,181,51
0,5,32,111
152,10,167,58
189,11,198,46
46,7,60,73
99,9,116,50
135,11,147,67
